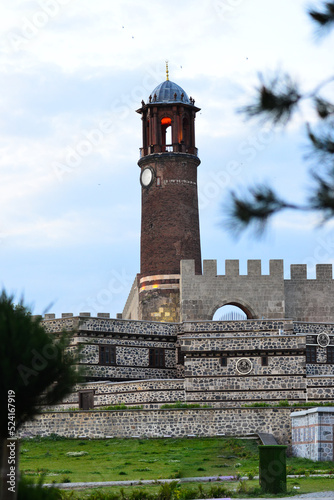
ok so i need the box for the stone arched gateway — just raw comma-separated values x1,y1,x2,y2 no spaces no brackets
180,258,285,321
211,299,257,320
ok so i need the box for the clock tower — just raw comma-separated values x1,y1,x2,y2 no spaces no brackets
124,66,202,322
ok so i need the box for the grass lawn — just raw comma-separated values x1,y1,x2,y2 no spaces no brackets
20,436,259,484
19,436,334,497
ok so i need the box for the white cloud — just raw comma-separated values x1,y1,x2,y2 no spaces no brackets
0,0,332,316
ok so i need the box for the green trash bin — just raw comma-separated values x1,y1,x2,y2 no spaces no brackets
258,445,287,494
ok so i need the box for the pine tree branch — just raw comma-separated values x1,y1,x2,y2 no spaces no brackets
314,97,334,119
309,1,334,31
307,123,334,161
309,169,334,220
224,185,302,236
225,1,334,236
241,73,301,125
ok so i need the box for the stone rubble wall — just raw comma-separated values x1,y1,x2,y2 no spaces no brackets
80,339,176,365
184,356,305,378
294,322,334,335
185,390,305,406
181,319,293,334
39,316,334,408
180,334,304,351
44,379,185,411
42,316,179,336
83,365,176,381
18,407,292,445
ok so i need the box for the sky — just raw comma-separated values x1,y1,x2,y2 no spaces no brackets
1,0,334,318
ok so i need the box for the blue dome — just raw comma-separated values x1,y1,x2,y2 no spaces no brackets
149,80,190,104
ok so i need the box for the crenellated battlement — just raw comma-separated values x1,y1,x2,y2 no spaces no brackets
184,259,333,280
180,259,334,323
203,259,285,277
185,259,285,278
43,312,111,320
289,263,333,280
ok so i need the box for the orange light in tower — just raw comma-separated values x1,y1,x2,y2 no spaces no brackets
152,284,158,289
161,117,171,125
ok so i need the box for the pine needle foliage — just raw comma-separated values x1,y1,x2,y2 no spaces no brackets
226,1,334,235
0,291,81,438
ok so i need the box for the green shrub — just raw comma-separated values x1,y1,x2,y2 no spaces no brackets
99,405,143,410
278,399,289,407
207,484,229,498
129,489,154,500
160,402,211,409
179,486,198,500
18,475,62,500
243,402,271,407
156,481,179,500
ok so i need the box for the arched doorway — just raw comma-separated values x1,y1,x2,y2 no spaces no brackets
212,301,254,321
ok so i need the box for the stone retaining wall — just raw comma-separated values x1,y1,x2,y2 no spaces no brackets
45,379,185,410
18,407,292,444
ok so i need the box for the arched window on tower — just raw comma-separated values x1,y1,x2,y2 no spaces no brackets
182,116,190,148
161,117,172,152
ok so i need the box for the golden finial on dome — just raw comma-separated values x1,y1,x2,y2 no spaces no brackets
166,60,169,81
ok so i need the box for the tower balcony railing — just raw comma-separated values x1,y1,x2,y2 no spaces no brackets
139,144,198,157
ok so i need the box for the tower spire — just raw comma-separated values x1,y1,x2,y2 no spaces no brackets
165,60,169,81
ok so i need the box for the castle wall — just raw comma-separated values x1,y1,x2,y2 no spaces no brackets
17,407,292,445
293,321,334,402
180,259,285,321
179,319,306,406
285,264,334,322
180,260,334,323
42,315,334,408
45,379,185,410
42,315,179,382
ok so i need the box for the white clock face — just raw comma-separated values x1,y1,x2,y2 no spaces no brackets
140,167,154,187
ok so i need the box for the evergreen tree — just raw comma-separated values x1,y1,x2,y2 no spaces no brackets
0,291,80,499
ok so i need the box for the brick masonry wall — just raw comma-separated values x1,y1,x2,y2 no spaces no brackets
18,407,292,445
139,154,202,278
